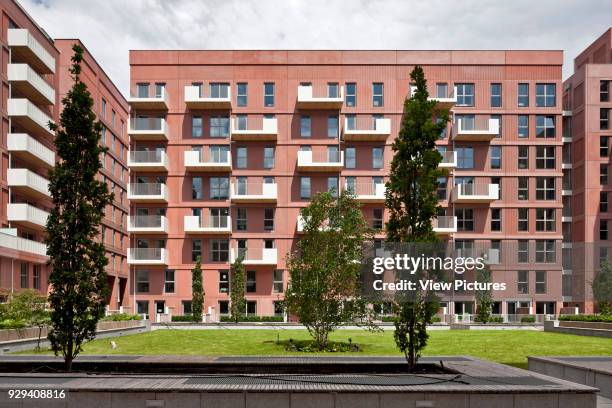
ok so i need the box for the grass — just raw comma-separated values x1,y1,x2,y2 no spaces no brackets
19,329,612,369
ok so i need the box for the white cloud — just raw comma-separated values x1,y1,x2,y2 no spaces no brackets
19,0,612,96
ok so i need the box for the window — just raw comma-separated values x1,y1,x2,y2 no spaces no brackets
219,301,229,315
300,177,311,199
264,208,274,231
436,83,448,98
328,116,338,138
210,82,229,98
246,301,256,315
490,83,502,107
327,177,339,196
517,271,529,294
601,136,609,157
518,83,529,107
518,177,529,200
491,208,501,231
518,146,529,169
211,239,229,262
536,146,555,169
192,116,203,138
372,147,383,169
236,147,248,169
327,82,339,98
345,114,356,130
101,98,107,118
536,83,556,107
264,147,275,169
237,83,248,107
219,270,229,293
491,177,501,200
456,83,475,106
490,146,501,169
33,265,40,290
273,270,284,293
210,177,229,199
601,164,609,185
535,271,547,294
601,192,609,212
264,82,275,107
192,239,202,262
192,177,203,200
373,208,384,229
20,263,28,288
236,114,248,130
246,271,257,293
601,80,610,102
518,240,529,263
536,177,556,200
518,115,529,138
137,301,149,317
456,147,474,169
182,301,192,315
346,83,356,106
437,177,447,200
136,270,149,293
536,208,556,232
372,83,384,107
236,208,247,231
602,108,610,130
164,270,175,293
345,147,356,168
535,240,556,263
601,220,609,240
136,83,149,98
455,208,474,231
518,208,529,231
300,116,311,137
210,116,229,138
536,115,555,138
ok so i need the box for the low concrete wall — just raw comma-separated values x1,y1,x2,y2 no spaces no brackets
544,320,612,338
450,323,542,330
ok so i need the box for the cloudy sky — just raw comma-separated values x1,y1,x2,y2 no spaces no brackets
20,0,612,96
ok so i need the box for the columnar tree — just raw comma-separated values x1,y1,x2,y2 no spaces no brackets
191,257,204,322
285,190,375,350
385,65,449,370
230,257,246,323
593,258,612,315
475,265,493,323
46,44,113,372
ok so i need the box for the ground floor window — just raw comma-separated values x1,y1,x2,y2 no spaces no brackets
273,301,284,317
20,263,28,289
136,301,149,319
219,301,229,315
246,300,256,315
182,301,192,315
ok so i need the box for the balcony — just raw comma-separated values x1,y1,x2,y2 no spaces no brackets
230,247,278,266
342,117,391,141
438,151,457,169
231,182,277,203
7,133,55,169
231,117,278,141
127,215,168,234
455,247,500,265
128,89,168,110
128,150,168,172
184,85,231,109
7,168,50,199
8,64,55,105
411,85,456,109
347,183,385,203
184,214,231,234
452,183,499,203
127,183,168,203
7,29,55,74
453,117,500,142
8,99,54,138
7,204,49,231
127,248,167,265
0,228,47,259
432,216,457,236
296,84,344,109
297,150,344,172
128,117,168,141
184,150,232,172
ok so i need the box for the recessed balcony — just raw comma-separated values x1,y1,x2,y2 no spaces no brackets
296,84,344,109
128,89,169,110
127,248,167,265
438,151,457,169
184,215,231,234
231,182,277,203
0,228,47,259
128,117,168,141
342,117,391,141
452,183,499,203
7,168,50,199
184,150,232,172
297,150,344,172
347,183,385,203
8,64,55,105
184,85,231,109
7,203,49,231
127,215,168,234
127,183,168,203
231,117,278,141
128,150,168,172
7,133,55,169
230,247,278,266
453,117,500,142
432,216,457,235
8,99,54,138
8,29,55,74
411,85,456,108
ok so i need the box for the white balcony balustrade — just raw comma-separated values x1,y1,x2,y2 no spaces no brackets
127,183,168,203
184,214,231,234
8,98,54,138
184,85,231,109
7,203,49,230
438,151,457,168
230,247,278,265
184,149,232,171
296,84,344,109
411,84,457,108
127,215,168,234
453,117,500,141
297,150,344,172
342,117,391,141
432,216,457,235
231,117,278,141
127,247,167,265
453,183,499,203
128,117,168,141
346,183,385,203
128,150,168,172
231,182,277,203
0,228,47,259
8,63,55,105
128,87,168,110
7,133,55,169
7,168,50,199
8,29,55,74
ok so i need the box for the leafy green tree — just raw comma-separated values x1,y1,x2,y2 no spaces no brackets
385,65,449,370
191,257,204,322
475,265,493,323
230,257,246,323
593,258,612,315
285,190,375,350
46,44,113,372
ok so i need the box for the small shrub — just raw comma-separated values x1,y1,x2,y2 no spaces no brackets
171,315,194,322
220,315,284,323
0,319,28,329
282,339,360,353
102,313,141,322
520,315,536,323
558,314,612,323
381,315,441,323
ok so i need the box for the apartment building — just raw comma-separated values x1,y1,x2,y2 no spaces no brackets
128,50,564,321
563,28,612,313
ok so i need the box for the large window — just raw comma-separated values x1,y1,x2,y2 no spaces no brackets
518,208,529,231
536,209,555,232
437,177,447,200
210,116,229,138
264,82,275,107
210,177,229,199
536,146,555,169
456,146,474,169
236,147,248,169
456,83,474,106
455,208,474,231
535,240,556,263
236,83,248,107
264,208,274,231
210,83,229,98
518,83,529,107
136,270,149,293
164,270,175,293
346,83,356,106
490,83,502,107
536,115,555,138
535,271,547,294
210,239,229,262
192,177,203,200
236,208,247,231
536,83,556,107
372,83,384,107
536,177,556,200
518,271,529,294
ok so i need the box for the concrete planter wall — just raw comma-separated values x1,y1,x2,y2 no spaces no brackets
544,320,612,338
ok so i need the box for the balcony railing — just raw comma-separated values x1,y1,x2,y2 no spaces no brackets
231,182,277,202
432,216,457,235
127,183,168,202
128,87,168,110
453,117,500,141
128,117,168,140
7,168,50,199
7,133,55,169
0,228,47,258
297,150,344,171
230,117,278,140
7,203,49,230
342,117,391,141
184,85,232,109
127,248,167,265
127,215,168,233
7,29,55,74
296,84,344,109
346,182,385,202
411,85,457,108
128,150,168,171
230,247,278,265
452,183,499,203
184,149,232,171
438,151,457,168
8,63,55,105
8,98,54,137
184,214,231,234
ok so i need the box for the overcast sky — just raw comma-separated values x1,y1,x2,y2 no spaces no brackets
20,0,612,97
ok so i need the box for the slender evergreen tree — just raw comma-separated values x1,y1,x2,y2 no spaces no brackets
230,257,246,323
191,257,204,322
385,66,449,370
593,258,612,315
46,44,113,372
475,265,494,323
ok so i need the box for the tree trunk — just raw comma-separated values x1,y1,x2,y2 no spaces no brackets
408,319,416,371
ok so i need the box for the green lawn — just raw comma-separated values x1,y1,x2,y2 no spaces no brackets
19,329,612,369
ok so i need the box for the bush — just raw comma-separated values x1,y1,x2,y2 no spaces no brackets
220,315,284,323
520,315,536,323
102,313,141,322
381,315,442,323
0,319,28,329
283,338,360,352
559,314,612,323
474,316,504,323
171,315,195,322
